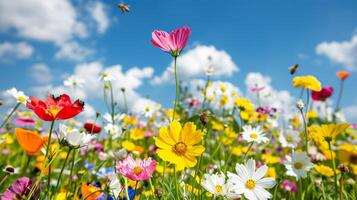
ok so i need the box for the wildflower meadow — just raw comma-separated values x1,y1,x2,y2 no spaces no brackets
1,1,357,200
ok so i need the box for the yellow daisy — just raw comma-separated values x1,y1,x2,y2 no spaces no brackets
154,121,205,170
292,75,322,92
308,123,350,143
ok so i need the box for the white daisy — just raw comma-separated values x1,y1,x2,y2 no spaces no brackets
132,98,161,118
64,75,85,88
242,125,269,144
104,123,123,139
58,124,95,147
279,129,300,148
99,72,115,82
284,151,314,180
103,113,125,124
6,88,28,104
227,158,276,200
201,173,227,197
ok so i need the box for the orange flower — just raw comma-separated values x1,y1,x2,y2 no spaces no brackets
15,128,44,155
336,71,350,80
81,182,102,200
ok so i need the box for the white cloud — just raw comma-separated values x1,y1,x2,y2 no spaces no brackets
0,0,96,61
316,35,357,71
343,105,357,123
244,72,295,119
30,63,53,84
88,1,110,33
151,45,239,85
55,41,93,61
0,42,33,61
0,0,87,43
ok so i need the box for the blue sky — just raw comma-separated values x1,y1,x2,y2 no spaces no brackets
1,0,357,121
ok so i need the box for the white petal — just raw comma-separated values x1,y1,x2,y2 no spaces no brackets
252,165,268,181
246,158,256,177
256,178,276,189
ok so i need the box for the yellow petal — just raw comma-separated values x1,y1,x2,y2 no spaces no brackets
168,120,182,142
181,122,204,145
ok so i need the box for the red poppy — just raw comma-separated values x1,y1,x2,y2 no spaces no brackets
83,122,102,134
311,86,333,101
27,94,84,121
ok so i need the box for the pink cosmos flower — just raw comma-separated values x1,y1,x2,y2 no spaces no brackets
116,154,156,181
151,26,191,57
311,86,333,101
2,177,42,200
281,180,297,192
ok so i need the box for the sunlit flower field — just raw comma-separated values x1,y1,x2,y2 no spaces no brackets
0,25,356,200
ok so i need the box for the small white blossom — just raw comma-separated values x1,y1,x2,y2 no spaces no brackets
6,88,28,104
64,75,85,88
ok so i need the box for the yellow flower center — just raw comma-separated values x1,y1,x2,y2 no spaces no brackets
294,161,303,169
172,142,187,156
48,105,61,117
133,166,142,175
245,179,256,189
286,136,293,142
250,133,258,139
145,106,150,112
18,96,27,103
215,185,223,193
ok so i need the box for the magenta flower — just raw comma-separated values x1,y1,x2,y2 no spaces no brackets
151,26,191,57
116,154,157,181
2,177,42,200
311,86,333,101
16,118,35,126
281,180,297,192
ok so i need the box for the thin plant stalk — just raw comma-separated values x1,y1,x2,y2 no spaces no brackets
0,102,21,129
328,142,339,199
54,147,72,193
298,108,309,153
335,79,344,111
172,56,179,121
44,120,56,192
243,142,254,160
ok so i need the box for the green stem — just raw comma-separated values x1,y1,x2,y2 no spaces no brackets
45,120,55,193
172,56,179,121
328,142,339,199
124,178,130,200
201,75,210,109
133,181,139,199
0,102,21,129
66,148,77,199
243,142,254,160
54,148,72,194
299,108,309,153
121,89,128,114
174,166,180,197
20,155,32,177
335,80,344,111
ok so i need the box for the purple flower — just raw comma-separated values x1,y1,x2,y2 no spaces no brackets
1,177,42,200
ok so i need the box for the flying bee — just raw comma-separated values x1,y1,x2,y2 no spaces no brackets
118,3,130,13
289,64,299,75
